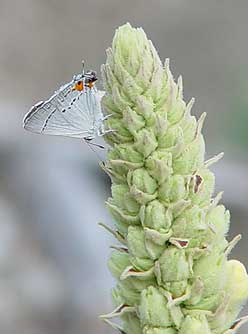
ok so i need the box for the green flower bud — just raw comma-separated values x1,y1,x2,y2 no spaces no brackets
179,109,197,144
179,314,211,334
206,205,230,242
173,135,205,175
163,281,188,299
166,91,186,125
158,175,188,203
146,151,173,184
128,168,157,194
127,225,165,264
172,205,210,248
127,226,150,259
123,106,146,135
106,199,139,227
111,184,140,214
140,200,172,231
135,96,154,122
112,283,140,306
134,129,158,158
190,250,228,311
157,124,184,149
116,143,144,164
155,247,190,297
139,286,173,328
128,168,158,204
108,250,130,279
105,116,133,142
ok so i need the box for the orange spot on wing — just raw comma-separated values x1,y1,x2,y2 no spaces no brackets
73,81,84,91
87,81,94,89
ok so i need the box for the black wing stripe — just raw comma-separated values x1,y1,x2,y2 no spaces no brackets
41,108,57,132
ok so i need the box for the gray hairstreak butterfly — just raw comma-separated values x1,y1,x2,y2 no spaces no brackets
23,63,111,146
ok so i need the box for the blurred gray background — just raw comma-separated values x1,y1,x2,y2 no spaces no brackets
0,0,248,333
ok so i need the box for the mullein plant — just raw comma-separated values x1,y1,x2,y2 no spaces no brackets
99,23,248,334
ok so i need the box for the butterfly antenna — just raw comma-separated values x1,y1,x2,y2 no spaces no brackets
82,60,85,75
84,139,104,163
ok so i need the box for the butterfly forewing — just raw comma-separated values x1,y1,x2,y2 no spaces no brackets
23,80,104,139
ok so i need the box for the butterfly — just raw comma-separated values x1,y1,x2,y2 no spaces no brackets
23,64,111,145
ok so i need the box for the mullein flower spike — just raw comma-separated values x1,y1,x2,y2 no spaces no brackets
101,23,248,334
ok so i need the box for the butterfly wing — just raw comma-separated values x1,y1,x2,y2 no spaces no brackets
23,82,104,139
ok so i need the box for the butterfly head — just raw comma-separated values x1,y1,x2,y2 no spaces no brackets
72,71,98,91
84,70,98,88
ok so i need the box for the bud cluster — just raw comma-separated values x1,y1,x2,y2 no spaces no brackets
100,23,248,334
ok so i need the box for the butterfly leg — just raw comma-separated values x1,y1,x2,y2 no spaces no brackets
97,121,117,137
97,127,116,137
84,138,105,149
102,113,113,121
103,129,116,135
